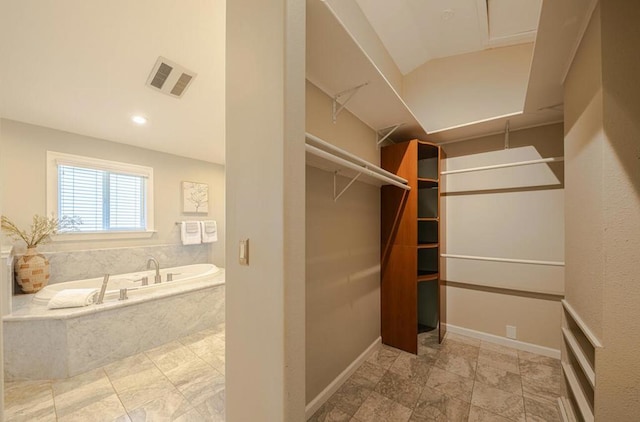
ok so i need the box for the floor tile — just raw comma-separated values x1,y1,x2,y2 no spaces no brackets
145,341,201,374
467,405,514,422
440,341,480,360
477,348,520,374
52,368,116,419
165,360,225,406
412,385,470,422
366,345,401,369
4,380,56,422
353,391,412,422
434,351,477,379
350,361,387,389
426,367,474,402
471,382,525,422
518,351,561,369
326,379,374,416
173,408,208,422
444,333,481,347
56,394,129,422
522,375,563,404
127,392,193,422
309,403,355,422
524,396,561,422
389,352,432,385
373,370,422,409
193,384,225,421
519,360,563,385
475,361,523,395
479,341,519,357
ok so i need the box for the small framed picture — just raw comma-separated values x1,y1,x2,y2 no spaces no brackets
182,181,209,214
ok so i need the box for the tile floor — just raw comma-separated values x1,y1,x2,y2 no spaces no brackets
310,330,565,422
5,327,564,422
4,322,226,422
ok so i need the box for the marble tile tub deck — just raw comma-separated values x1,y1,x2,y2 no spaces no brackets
4,323,226,422
6,329,563,421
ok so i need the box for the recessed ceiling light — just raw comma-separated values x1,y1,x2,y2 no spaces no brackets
131,115,148,125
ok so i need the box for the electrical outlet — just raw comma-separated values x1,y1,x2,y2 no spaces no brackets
506,325,517,339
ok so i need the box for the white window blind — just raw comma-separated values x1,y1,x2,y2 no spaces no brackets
58,165,147,232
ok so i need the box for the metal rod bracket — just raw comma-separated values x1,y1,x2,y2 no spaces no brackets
377,123,403,146
333,171,362,201
332,82,369,123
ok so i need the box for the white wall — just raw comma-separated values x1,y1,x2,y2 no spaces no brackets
225,0,306,420
305,81,381,402
442,123,565,349
404,44,533,133
0,119,225,266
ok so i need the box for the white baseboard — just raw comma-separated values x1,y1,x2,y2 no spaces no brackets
445,324,561,359
305,336,382,420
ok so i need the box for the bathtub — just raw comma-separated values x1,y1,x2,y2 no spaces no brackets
32,263,223,306
4,263,225,380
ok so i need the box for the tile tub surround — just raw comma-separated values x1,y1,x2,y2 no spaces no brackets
26,243,211,285
4,272,225,380
309,330,564,422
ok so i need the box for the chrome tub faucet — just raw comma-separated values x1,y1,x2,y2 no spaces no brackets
147,257,162,284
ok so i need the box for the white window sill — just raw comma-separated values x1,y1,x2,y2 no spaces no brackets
52,230,156,242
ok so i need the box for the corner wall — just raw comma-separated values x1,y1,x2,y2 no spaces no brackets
441,123,565,350
563,1,640,419
0,119,225,268
305,81,381,402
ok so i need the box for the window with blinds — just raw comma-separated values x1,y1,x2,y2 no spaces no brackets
47,151,154,236
58,166,146,231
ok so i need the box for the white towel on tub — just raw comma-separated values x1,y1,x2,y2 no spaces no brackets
181,221,202,245
201,220,218,243
48,288,99,309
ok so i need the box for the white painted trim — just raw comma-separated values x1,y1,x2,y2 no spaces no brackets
561,300,603,348
51,230,156,242
433,119,564,146
444,324,561,359
560,0,600,85
305,337,381,420
428,111,522,135
442,254,565,267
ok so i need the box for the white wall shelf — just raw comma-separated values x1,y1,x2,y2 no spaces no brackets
306,0,426,142
305,133,410,200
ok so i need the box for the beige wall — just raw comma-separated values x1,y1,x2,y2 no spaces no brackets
305,81,381,401
225,0,306,419
564,5,604,341
0,119,225,266
442,123,565,349
404,43,533,133
324,0,403,93
564,1,640,419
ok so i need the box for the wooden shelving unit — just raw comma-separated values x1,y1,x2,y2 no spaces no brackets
380,140,443,354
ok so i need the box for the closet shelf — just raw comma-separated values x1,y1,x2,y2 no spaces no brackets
562,362,595,422
562,327,595,388
417,271,439,282
306,0,427,142
305,133,410,199
418,243,439,249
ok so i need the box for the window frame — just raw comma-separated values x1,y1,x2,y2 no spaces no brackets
46,151,155,241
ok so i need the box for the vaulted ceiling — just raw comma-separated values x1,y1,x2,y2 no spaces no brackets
0,0,595,164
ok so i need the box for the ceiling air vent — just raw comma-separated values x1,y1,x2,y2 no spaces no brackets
146,56,197,98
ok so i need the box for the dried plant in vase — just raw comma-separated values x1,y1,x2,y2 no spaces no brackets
1,214,80,293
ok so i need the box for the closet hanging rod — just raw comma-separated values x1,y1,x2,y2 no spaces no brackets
305,144,410,191
305,132,406,184
441,253,564,267
441,156,564,176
